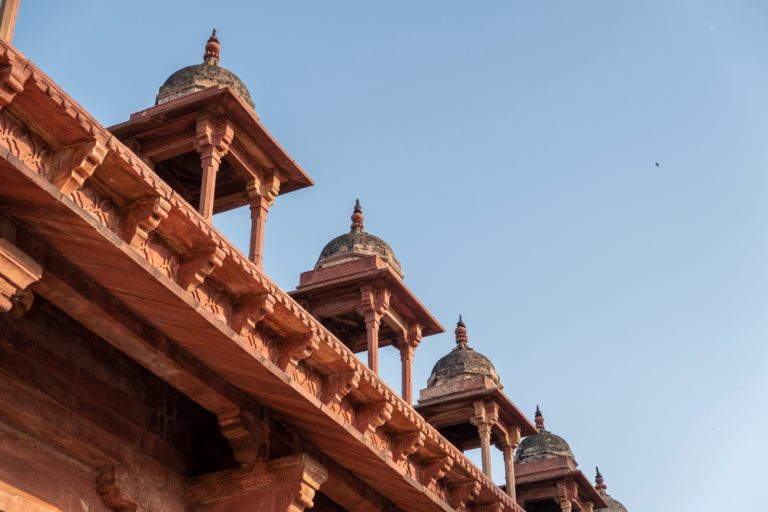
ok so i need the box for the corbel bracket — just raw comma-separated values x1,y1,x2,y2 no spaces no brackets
120,196,171,248
355,400,393,437
391,431,425,463
177,246,226,291
277,332,319,371
419,456,453,487
49,138,108,195
96,466,137,512
217,408,269,465
448,480,481,510
321,368,361,407
230,292,276,334
0,56,29,108
0,237,42,313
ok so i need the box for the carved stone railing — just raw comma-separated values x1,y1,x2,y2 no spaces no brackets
0,40,524,512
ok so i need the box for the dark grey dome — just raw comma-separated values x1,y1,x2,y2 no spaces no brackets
315,200,402,276
426,318,502,388
155,31,255,110
598,494,628,512
515,408,577,465
427,344,501,388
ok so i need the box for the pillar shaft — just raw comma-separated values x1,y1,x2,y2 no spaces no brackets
0,0,19,42
478,424,492,479
365,314,381,373
249,197,269,268
399,344,413,404
503,445,515,500
198,154,220,219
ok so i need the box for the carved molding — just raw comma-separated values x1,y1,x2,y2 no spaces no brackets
95,467,137,512
0,108,50,174
231,292,276,334
277,332,319,372
217,408,269,465
391,431,425,463
419,456,453,488
448,480,481,510
121,196,171,248
321,369,361,407
48,138,108,195
0,237,42,312
355,401,393,437
358,284,390,319
195,113,234,165
177,246,226,291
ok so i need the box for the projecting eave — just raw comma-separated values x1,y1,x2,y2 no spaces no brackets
109,86,313,195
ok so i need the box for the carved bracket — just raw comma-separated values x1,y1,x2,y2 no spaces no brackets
0,237,42,313
49,138,108,195
355,400,393,437
358,285,390,319
419,456,453,487
391,431,425,463
474,503,503,512
195,113,234,165
277,332,319,371
321,369,361,407
177,246,226,291
448,480,481,510
231,292,276,334
0,57,29,107
217,408,269,465
95,467,137,512
120,196,171,248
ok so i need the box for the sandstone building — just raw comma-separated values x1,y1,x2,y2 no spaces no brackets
0,7,629,511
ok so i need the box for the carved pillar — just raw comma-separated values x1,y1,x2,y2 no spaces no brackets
246,171,280,269
0,237,42,313
582,502,594,512
186,454,327,512
398,323,422,404
471,401,499,480
499,426,521,501
358,285,389,374
195,114,233,220
0,0,18,43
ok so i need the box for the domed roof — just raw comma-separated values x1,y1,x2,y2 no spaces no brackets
514,407,577,465
315,200,402,276
595,468,628,512
156,30,255,110
426,318,502,388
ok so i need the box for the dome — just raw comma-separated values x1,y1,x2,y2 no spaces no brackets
514,407,577,465
426,318,502,388
156,31,255,110
595,468,629,512
315,200,402,276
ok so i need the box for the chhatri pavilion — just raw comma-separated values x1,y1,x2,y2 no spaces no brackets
0,4,630,511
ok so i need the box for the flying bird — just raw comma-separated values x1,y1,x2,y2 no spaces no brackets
655,162,659,167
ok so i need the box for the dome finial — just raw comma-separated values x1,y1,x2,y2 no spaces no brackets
454,315,468,347
204,29,221,66
535,405,545,432
350,199,364,230
595,467,607,492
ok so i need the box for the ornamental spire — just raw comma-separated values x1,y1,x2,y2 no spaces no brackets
455,315,468,347
350,199,364,230
535,405,545,432
595,467,607,492
204,29,220,66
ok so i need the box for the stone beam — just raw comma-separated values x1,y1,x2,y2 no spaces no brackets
0,237,41,312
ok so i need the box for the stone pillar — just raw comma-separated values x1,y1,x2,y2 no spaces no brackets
398,323,422,404
195,115,233,220
471,401,499,480
499,426,521,501
245,172,280,269
358,286,389,374
0,0,19,42
186,454,327,512
582,502,594,512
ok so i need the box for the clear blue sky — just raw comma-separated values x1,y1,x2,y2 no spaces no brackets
15,1,768,510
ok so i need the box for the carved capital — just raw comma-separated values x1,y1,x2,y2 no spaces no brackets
246,170,281,206
0,237,42,313
419,456,453,487
277,332,319,371
391,431,425,463
355,400,393,437
49,138,108,195
406,322,422,348
321,369,361,407
448,480,481,510
471,400,499,432
0,57,29,107
358,284,390,320
217,408,269,464
230,292,276,334
95,467,137,512
120,196,171,248
195,114,234,164
177,246,225,291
